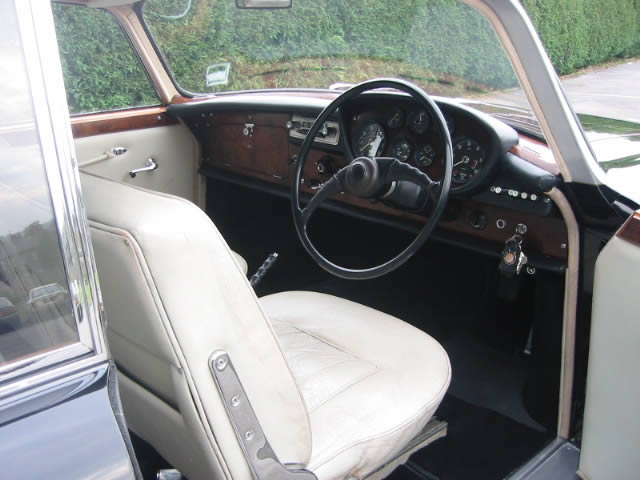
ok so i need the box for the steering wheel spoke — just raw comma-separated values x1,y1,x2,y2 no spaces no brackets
300,169,346,225
337,108,355,164
378,157,438,193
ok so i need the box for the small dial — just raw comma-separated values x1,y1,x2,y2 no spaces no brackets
387,108,404,129
415,144,437,167
391,139,411,162
452,137,485,183
355,121,386,157
409,110,430,135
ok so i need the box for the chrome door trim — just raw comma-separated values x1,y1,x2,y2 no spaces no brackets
1,0,109,387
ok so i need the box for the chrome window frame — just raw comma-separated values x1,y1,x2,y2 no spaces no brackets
0,0,109,395
463,0,604,186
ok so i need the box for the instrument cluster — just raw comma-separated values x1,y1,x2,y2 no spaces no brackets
349,101,491,191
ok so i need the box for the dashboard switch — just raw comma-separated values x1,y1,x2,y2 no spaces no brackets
468,211,488,230
316,156,334,176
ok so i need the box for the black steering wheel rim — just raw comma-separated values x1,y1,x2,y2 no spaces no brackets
292,78,453,280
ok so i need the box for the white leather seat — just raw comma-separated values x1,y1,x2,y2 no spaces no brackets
79,171,450,480
262,291,450,479
231,250,248,275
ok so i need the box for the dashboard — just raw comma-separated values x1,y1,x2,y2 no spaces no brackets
169,90,568,271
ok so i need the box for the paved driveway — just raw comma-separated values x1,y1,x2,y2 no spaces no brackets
481,60,640,123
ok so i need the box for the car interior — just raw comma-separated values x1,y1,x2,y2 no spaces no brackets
52,1,591,480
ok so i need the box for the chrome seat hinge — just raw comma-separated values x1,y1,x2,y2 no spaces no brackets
210,351,316,480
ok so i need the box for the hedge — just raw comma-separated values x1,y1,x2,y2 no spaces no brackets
522,0,640,74
143,0,518,94
53,4,159,113
52,1,640,113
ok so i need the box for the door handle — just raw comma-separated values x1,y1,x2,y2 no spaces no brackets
129,158,158,178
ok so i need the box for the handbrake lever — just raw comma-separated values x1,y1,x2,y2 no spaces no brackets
250,252,279,288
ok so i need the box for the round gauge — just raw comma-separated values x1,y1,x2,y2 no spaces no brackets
355,121,386,158
409,110,430,135
391,139,411,162
452,137,485,183
415,144,437,168
387,108,404,129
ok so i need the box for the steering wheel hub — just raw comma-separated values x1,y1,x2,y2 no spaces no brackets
345,157,380,197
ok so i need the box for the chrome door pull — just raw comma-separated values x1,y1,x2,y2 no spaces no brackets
129,158,158,178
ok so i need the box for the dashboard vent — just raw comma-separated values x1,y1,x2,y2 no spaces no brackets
288,114,340,146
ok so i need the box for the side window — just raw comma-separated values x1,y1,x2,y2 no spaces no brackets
52,4,159,115
0,4,79,369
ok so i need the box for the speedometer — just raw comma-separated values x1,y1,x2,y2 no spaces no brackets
452,137,485,183
355,121,386,158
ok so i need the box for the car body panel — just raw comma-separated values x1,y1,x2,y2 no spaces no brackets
0,363,137,480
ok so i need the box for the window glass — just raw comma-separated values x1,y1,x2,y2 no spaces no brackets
0,2,79,368
142,0,517,97
52,4,159,115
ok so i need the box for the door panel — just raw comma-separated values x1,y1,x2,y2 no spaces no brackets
579,212,640,480
75,123,201,205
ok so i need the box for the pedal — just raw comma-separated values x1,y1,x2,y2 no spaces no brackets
250,252,279,288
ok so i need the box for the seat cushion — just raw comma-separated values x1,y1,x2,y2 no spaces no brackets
261,291,451,480
232,251,248,275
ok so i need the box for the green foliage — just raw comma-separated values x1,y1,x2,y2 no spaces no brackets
52,0,640,113
52,4,159,114
522,0,640,74
144,0,518,94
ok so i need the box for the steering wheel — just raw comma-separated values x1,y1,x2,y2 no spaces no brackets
292,78,452,280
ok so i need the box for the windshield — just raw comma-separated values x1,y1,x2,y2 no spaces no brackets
142,0,640,204
142,0,518,97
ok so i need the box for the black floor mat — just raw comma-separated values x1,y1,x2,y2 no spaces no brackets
389,395,550,480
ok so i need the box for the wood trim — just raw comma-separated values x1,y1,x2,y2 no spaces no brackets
510,134,560,175
71,107,177,138
618,212,640,247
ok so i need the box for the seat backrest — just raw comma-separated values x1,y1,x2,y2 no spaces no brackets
79,172,311,480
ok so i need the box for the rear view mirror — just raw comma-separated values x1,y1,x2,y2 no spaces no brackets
236,0,291,8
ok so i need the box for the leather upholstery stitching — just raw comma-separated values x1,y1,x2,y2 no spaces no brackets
88,219,235,479
273,321,379,413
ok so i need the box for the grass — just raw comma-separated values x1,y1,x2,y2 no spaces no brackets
209,56,496,97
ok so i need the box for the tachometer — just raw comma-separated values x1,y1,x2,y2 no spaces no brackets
452,137,485,183
355,121,386,157
415,144,437,168
391,139,411,162
409,110,430,135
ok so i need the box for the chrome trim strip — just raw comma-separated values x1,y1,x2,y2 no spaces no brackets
0,352,109,400
546,187,580,439
5,0,109,383
0,344,91,379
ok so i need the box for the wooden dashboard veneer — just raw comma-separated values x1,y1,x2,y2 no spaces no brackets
618,212,640,247
71,107,177,138
199,111,568,261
